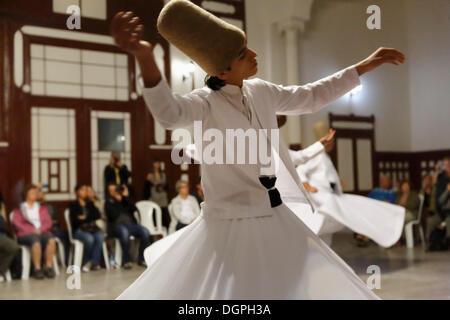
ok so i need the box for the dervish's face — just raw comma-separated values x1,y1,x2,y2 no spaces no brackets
218,44,258,84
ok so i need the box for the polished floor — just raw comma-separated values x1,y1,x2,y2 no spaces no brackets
0,231,448,300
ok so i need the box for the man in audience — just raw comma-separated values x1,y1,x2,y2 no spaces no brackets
11,185,57,279
104,152,132,199
69,184,105,272
396,180,420,225
368,175,397,203
435,157,450,213
0,191,20,282
437,183,450,247
170,180,201,231
105,184,151,269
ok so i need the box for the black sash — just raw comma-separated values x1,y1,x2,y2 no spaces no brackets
259,176,282,208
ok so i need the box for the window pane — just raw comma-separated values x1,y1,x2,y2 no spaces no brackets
97,119,125,152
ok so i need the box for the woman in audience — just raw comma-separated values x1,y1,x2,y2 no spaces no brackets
170,181,201,230
11,184,57,279
69,184,104,272
396,180,421,230
36,184,70,266
148,159,170,229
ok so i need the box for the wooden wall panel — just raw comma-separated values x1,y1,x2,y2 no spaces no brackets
0,0,244,222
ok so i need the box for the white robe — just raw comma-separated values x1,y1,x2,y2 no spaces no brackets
117,66,379,299
296,151,405,247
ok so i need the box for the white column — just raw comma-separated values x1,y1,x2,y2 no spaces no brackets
279,18,306,146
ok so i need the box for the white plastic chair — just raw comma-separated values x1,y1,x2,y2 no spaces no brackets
167,203,178,235
54,237,66,269
64,209,110,271
135,201,167,237
405,194,426,249
5,270,12,282
10,211,60,279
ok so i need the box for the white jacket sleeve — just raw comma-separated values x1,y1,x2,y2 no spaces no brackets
172,201,189,225
289,142,324,166
141,78,210,130
261,66,360,115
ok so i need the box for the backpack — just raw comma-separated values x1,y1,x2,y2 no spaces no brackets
428,227,447,251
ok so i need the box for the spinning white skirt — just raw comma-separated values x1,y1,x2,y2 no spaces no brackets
306,192,406,248
117,203,379,300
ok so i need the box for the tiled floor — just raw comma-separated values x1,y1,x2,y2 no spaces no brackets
0,232,448,300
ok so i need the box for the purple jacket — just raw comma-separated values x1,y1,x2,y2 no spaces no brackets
12,203,53,238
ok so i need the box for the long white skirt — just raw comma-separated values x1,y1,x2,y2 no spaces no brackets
117,203,379,300
304,192,405,248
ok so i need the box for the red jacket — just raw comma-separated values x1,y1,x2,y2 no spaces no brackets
12,203,53,238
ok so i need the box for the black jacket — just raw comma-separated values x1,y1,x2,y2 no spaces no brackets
104,196,138,235
69,200,101,233
143,180,153,200
104,164,132,187
0,214,6,233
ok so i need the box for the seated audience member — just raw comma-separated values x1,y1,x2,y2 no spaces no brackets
435,157,450,213
69,184,105,272
171,181,200,231
0,192,20,282
437,183,450,244
192,177,204,206
87,185,107,232
104,152,132,199
420,174,439,240
105,184,151,269
361,175,396,247
396,180,420,225
37,184,70,266
86,185,100,209
11,185,57,279
148,159,170,229
368,175,397,203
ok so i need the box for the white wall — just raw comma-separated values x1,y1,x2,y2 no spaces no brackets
406,0,450,151
246,0,450,152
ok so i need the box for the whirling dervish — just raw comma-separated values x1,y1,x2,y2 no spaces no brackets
111,0,405,299
288,121,405,246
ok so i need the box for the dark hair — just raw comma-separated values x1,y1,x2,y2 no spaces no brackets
152,158,163,174
22,184,37,201
399,180,411,190
205,75,226,91
74,183,86,193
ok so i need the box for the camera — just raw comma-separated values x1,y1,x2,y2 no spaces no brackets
116,185,124,193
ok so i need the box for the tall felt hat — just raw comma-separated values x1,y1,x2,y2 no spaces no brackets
313,121,329,140
157,0,246,76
